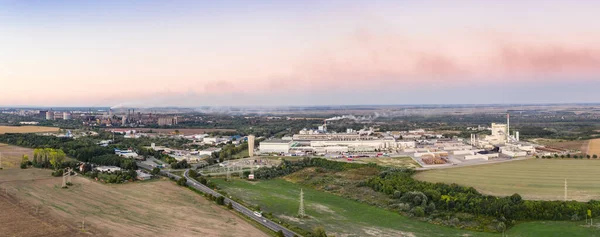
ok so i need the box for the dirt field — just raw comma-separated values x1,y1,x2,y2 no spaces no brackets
532,138,588,152
586,139,600,157
0,143,34,168
0,125,59,134
0,192,81,237
0,169,267,237
414,159,600,201
355,157,420,168
109,128,236,135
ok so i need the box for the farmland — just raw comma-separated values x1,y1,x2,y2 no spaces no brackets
0,143,33,168
0,125,59,134
210,178,495,237
586,138,600,157
0,192,81,237
414,159,600,201
0,169,267,237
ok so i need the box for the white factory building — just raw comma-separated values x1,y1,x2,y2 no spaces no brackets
259,140,294,153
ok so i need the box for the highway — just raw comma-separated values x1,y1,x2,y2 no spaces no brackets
137,162,300,237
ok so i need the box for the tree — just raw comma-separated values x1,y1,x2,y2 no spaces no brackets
20,155,30,169
177,177,187,186
216,196,225,205
49,149,66,170
151,167,161,175
587,155,591,159
497,222,506,237
276,230,284,237
566,154,571,158
188,169,198,178
227,202,233,209
594,154,599,159
588,209,593,226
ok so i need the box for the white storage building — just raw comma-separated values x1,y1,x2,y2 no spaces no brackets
259,140,292,153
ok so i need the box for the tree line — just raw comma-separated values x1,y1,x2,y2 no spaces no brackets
0,133,136,169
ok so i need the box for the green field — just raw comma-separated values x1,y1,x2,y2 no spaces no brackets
414,159,600,201
212,178,600,236
506,221,598,237
212,178,497,237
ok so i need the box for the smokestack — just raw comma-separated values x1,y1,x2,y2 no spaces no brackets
506,113,510,140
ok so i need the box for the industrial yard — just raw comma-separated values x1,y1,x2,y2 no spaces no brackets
414,159,600,201
0,169,267,237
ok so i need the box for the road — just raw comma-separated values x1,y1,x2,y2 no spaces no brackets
137,162,300,237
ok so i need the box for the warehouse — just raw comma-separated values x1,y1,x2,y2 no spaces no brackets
259,139,293,153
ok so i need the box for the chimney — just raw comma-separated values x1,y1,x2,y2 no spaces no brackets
506,113,510,140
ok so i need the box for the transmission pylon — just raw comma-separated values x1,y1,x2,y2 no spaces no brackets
62,167,73,188
226,166,231,181
298,189,305,218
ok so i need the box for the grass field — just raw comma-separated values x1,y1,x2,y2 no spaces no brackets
211,178,495,237
0,143,34,168
212,176,599,236
0,169,267,237
414,159,600,201
0,125,59,134
506,221,598,237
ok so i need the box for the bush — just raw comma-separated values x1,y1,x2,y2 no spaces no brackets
151,167,161,175
51,169,64,177
411,206,425,217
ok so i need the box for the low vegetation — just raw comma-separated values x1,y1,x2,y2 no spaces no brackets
246,158,600,234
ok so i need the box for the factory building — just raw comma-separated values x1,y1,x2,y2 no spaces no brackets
158,116,178,126
259,139,294,153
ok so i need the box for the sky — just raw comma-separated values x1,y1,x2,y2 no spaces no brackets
1,0,599,107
